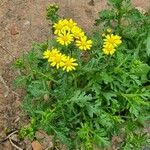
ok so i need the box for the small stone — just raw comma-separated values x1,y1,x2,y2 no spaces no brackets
10,25,19,35
36,130,53,149
23,20,31,28
31,141,43,150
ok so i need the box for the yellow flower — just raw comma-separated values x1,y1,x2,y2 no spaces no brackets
62,56,78,72
57,31,74,46
53,19,77,35
43,48,60,60
67,19,77,30
104,34,122,47
71,26,85,39
53,19,68,35
43,48,79,72
49,53,66,69
76,36,92,50
47,48,60,62
43,49,51,59
102,44,116,55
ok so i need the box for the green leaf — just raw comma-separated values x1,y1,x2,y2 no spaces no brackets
101,72,113,84
14,75,28,87
69,90,92,107
27,80,48,97
103,92,117,101
93,130,110,148
95,10,116,25
146,31,150,56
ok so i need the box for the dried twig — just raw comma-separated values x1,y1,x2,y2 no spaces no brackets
0,73,9,97
9,138,23,150
0,130,23,150
0,72,20,97
0,130,18,143
0,44,16,59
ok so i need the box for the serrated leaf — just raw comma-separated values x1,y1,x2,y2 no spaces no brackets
69,90,92,107
27,80,48,97
14,75,27,87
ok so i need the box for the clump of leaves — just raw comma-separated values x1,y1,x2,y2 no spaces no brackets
95,0,150,62
14,0,150,149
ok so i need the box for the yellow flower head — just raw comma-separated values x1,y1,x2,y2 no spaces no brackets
104,34,122,47
76,36,92,50
43,49,52,59
67,19,77,30
102,44,116,55
71,26,85,39
43,48,60,61
47,48,60,62
62,56,78,72
50,53,66,69
57,31,74,46
53,19,68,35
53,19,77,35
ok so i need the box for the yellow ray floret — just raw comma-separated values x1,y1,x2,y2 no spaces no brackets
43,49,52,59
102,44,116,55
71,26,85,39
53,19,68,35
49,53,66,69
62,56,78,72
67,19,77,30
43,48,60,60
57,31,74,46
76,36,92,50
53,19,77,35
47,48,60,62
103,34,122,47
43,48,78,72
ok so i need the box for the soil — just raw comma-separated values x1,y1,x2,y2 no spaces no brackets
0,0,150,149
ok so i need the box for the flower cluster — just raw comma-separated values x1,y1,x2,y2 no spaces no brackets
53,19,92,50
43,48,78,72
102,30,122,55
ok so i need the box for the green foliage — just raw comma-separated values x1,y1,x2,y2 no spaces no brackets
19,118,37,140
14,1,150,150
146,30,150,56
95,0,150,62
46,4,59,23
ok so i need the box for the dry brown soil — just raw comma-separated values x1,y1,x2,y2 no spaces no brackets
0,0,150,149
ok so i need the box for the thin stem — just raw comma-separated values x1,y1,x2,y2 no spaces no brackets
72,73,77,88
117,0,123,34
35,70,58,83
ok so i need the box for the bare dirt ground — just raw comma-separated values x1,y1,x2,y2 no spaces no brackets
0,0,150,149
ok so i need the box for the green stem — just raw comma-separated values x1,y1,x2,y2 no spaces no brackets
72,73,77,88
35,70,58,83
117,0,123,34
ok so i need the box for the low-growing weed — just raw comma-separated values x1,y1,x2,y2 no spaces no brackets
14,1,150,149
